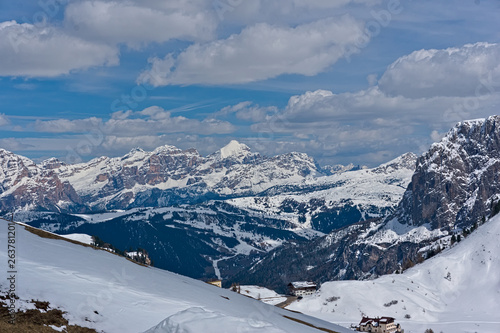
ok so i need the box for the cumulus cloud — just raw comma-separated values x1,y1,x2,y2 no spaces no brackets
64,0,217,47
0,0,218,78
0,21,119,77
138,16,366,86
245,43,500,165
378,42,500,98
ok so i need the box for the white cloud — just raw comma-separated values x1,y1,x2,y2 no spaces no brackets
246,41,500,165
111,110,133,120
64,0,217,48
0,21,119,77
214,102,278,122
34,117,103,133
0,114,10,126
138,106,172,120
430,130,445,142
138,16,366,86
0,138,35,151
378,42,500,98
214,0,381,26
33,107,236,137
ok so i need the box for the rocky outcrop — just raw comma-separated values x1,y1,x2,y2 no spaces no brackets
0,149,83,212
395,116,500,230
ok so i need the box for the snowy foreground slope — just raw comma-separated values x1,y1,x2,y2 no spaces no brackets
0,221,350,333
288,214,500,333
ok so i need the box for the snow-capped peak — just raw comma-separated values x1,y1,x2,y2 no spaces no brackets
127,147,145,155
38,157,66,170
152,144,183,155
373,152,417,173
217,140,253,159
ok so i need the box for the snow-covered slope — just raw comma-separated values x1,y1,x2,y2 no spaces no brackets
237,286,287,306
0,220,350,333
228,153,416,232
288,214,500,333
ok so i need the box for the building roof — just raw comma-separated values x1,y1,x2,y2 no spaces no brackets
288,281,316,289
359,316,395,326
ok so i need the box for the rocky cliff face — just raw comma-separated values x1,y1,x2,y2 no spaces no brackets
395,116,500,230
0,149,82,212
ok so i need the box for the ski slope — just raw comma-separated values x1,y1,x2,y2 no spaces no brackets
0,221,350,333
288,214,500,333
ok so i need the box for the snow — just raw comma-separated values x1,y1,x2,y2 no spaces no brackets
228,153,415,228
359,218,447,245
73,209,141,223
287,214,500,333
291,281,316,289
144,307,287,333
238,286,287,306
59,233,93,245
0,221,351,333
48,324,66,332
218,140,251,159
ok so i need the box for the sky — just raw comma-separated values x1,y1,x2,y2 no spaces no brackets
0,0,499,167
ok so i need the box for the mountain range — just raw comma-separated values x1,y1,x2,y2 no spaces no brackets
2,116,500,292
3,142,415,282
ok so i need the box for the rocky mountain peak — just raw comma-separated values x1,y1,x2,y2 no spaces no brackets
394,115,500,230
39,157,66,170
373,152,418,173
152,145,184,156
0,148,82,212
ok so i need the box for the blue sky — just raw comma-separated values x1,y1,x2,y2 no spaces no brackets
0,0,499,166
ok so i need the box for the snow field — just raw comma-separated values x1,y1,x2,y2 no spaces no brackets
0,221,351,333
288,214,500,333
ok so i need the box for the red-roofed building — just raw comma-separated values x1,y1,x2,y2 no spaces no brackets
356,316,403,333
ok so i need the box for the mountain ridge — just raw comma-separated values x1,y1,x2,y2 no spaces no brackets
0,140,414,214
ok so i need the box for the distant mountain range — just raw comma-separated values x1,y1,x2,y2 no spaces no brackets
1,140,371,213
3,116,500,289
1,139,416,282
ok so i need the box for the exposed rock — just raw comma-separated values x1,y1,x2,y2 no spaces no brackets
395,116,500,230
0,149,83,213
